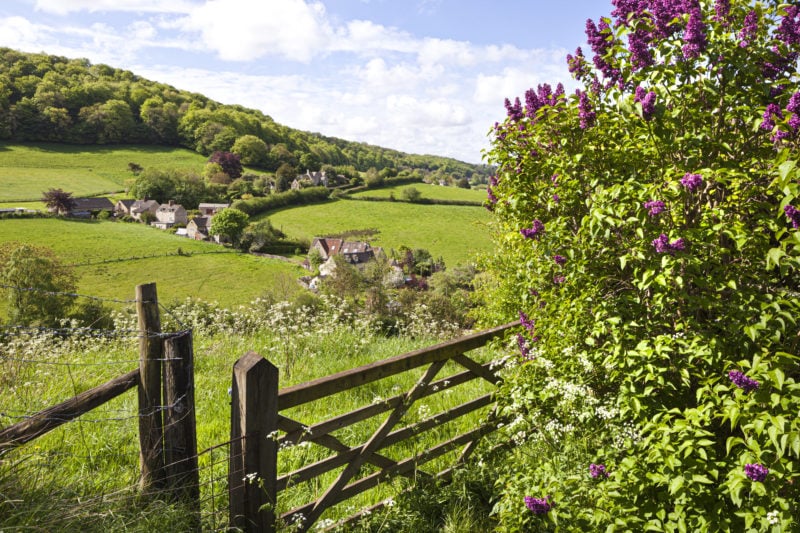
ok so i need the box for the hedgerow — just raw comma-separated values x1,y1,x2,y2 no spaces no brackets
481,1,800,530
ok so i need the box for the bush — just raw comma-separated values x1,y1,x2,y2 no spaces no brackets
231,187,330,217
482,2,800,531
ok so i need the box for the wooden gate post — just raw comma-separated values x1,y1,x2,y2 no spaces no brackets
163,329,199,524
136,282,165,493
229,352,279,532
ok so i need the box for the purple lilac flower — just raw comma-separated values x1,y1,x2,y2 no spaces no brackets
644,200,666,216
652,234,686,254
611,0,646,25
762,47,800,80
589,463,609,478
776,6,800,46
635,86,657,120
520,219,545,239
680,173,703,191
772,129,791,143
553,275,566,284
567,47,589,79
682,8,707,59
587,19,622,84
578,90,596,129
554,255,567,266
728,370,760,392
738,10,758,48
761,103,784,131
553,193,560,203
504,97,524,122
788,92,800,114
628,29,654,70
744,463,769,482
651,0,687,38
713,0,730,24
785,205,800,228
519,311,536,334
524,496,552,514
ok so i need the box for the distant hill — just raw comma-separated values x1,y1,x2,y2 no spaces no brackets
0,48,491,183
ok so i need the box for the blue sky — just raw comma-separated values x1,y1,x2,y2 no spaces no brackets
0,0,614,163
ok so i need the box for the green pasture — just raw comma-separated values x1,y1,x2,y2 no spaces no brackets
267,199,493,266
0,218,304,308
350,182,488,202
0,143,209,201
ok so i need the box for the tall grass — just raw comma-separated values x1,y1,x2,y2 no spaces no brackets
0,295,511,531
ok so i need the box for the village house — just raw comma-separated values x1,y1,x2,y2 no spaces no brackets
151,200,187,229
198,203,229,216
310,237,380,265
186,216,211,240
114,199,135,217
129,199,160,221
68,197,115,218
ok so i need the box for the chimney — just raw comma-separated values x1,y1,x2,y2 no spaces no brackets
169,200,175,206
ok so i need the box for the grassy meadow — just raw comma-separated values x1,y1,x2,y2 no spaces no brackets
350,183,487,203
267,199,493,267
0,143,210,201
0,218,304,308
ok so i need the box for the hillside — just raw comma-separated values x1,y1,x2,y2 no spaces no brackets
0,48,492,183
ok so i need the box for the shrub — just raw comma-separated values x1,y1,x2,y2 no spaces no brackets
482,2,800,531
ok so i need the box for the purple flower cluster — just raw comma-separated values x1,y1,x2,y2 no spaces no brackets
682,8,707,59
520,219,545,239
567,47,589,79
524,83,565,121
728,370,759,392
644,200,666,216
504,97,524,122
785,205,800,229
776,5,800,46
713,0,730,25
524,496,552,514
738,10,758,48
590,463,609,478
553,274,566,284
652,234,686,254
578,90,596,129
680,172,703,191
744,463,769,482
651,0,688,38
786,92,800,131
486,176,498,210
553,254,567,266
762,47,799,81
519,310,535,333
629,29,654,70
516,333,532,359
586,19,622,84
761,103,783,131
611,0,645,25
635,86,657,120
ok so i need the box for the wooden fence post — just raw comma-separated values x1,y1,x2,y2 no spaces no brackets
229,352,279,532
136,282,165,493
163,329,199,525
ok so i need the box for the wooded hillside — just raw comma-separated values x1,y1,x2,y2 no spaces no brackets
0,48,491,181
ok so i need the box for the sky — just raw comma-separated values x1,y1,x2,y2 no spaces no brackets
0,0,615,163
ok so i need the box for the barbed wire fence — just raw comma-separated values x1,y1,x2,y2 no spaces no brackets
0,282,238,531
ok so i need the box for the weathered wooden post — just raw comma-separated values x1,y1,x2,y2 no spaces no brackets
136,282,165,493
163,329,199,525
229,352,279,532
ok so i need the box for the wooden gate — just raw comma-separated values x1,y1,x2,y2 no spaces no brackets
229,322,515,531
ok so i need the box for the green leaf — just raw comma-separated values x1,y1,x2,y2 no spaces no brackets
669,475,684,495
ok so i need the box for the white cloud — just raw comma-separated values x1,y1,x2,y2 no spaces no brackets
177,0,332,62
33,0,197,15
0,16,49,49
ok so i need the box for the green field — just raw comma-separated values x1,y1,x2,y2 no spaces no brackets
0,143,210,201
267,199,493,266
350,182,488,202
0,218,304,308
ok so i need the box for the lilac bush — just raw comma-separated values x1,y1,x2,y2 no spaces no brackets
484,1,800,530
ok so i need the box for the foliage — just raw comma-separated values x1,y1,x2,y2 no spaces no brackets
231,186,330,217
208,150,243,180
208,207,249,245
401,186,422,202
230,134,269,166
0,242,77,326
41,187,75,214
129,167,206,208
482,1,800,530
237,218,286,253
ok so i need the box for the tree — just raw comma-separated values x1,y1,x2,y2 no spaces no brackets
0,242,77,326
483,2,800,530
275,163,296,192
231,134,269,166
41,188,75,215
209,208,249,245
456,176,470,189
299,152,321,172
238,218,285,252
208,151,243,180
401,187,421,202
